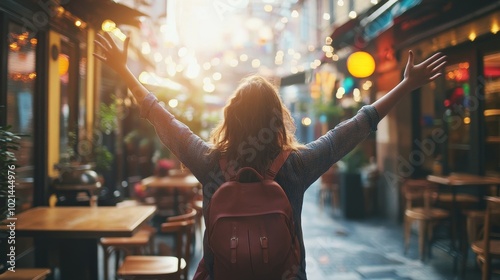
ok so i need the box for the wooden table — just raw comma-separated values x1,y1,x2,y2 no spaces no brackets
427,173,500,188
1,206,156,280
141,174,200,190
141,175,200,215
426,173,500,275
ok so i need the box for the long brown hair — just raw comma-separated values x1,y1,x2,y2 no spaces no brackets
210,75,302,173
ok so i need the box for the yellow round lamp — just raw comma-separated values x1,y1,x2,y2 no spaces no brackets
347,51,375,78
59,54,69,76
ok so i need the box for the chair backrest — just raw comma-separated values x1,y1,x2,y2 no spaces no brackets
167,207,197,222
161,210,197,279
402,179,438,210
482,196,500,267
321,164,339,185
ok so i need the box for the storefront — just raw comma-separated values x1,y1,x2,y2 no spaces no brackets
373,0,500,220
319,0,500,220
0,0,145,267
395,0,500,177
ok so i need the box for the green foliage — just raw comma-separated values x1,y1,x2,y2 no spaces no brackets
314,101,343,119
99,102,118,135
340,146,368,174
0,126,21,219
91,100,118,173
94,145,113,172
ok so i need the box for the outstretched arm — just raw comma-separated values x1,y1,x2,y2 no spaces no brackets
93,33,149,103
372,51,446,120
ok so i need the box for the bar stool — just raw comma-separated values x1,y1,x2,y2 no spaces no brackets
319,164,339,211
402,179,450,261
192,191,204,246
0,268,51,280
100,224,157,280
117,210,197,280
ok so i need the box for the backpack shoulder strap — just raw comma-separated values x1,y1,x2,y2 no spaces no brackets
265,150,291,180
219,150,291,181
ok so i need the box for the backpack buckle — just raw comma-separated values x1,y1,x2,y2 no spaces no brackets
230,237,238,248
230,237,238,263
260,237,268,248
260,237,269,263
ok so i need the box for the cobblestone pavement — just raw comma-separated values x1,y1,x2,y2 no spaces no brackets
187,181,495,280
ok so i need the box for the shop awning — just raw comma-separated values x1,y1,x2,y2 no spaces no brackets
393,0,498,48
321,0,422,63
280,71,310,87
329,18,360,51
63,0,147,28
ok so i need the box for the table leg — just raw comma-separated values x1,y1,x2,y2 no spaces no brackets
451,187,459,274
35,238,99,280
174,188,180,215
59,239,98,280
34,238,57,276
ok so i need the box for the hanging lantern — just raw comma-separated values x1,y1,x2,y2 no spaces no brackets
59,54,69,76
347,51,375,78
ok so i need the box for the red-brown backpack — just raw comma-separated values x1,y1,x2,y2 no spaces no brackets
206,150,301,280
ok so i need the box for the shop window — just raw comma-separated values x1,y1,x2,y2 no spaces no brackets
443,61,472,173
58,34,90,162
78,42,87,145
418,79,444,175
59,36,79,161
484,52,500,176
58,35,88,162
6,22,36,211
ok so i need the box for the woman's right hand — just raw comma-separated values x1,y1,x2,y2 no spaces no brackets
93,32,130,75
403,50,446,91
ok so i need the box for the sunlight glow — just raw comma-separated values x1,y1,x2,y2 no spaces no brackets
251,59,261,68
168,99,179,108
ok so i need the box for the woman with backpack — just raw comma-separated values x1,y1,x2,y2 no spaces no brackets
94,32,446,279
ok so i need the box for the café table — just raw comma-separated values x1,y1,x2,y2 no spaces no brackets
141,174,200,190
0,205,156,280
426,173,500,275
141,174,200,215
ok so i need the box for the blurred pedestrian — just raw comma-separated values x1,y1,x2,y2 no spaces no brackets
94,32,446,280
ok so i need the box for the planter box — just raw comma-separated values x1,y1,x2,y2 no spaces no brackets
340,172,365,219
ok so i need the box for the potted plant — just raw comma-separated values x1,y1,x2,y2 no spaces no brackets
52,100,116,206
338,146,368,219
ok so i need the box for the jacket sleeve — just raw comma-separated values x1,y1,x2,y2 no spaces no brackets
296,105,380,189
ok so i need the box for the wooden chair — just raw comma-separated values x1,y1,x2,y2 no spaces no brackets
100,225,157,280
319,164,340,211
166,207,197,223
101,200,158,280
117,210,197,280
471,196,500,280
192,193,203,244
0,268,51,280
402,179,450,261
